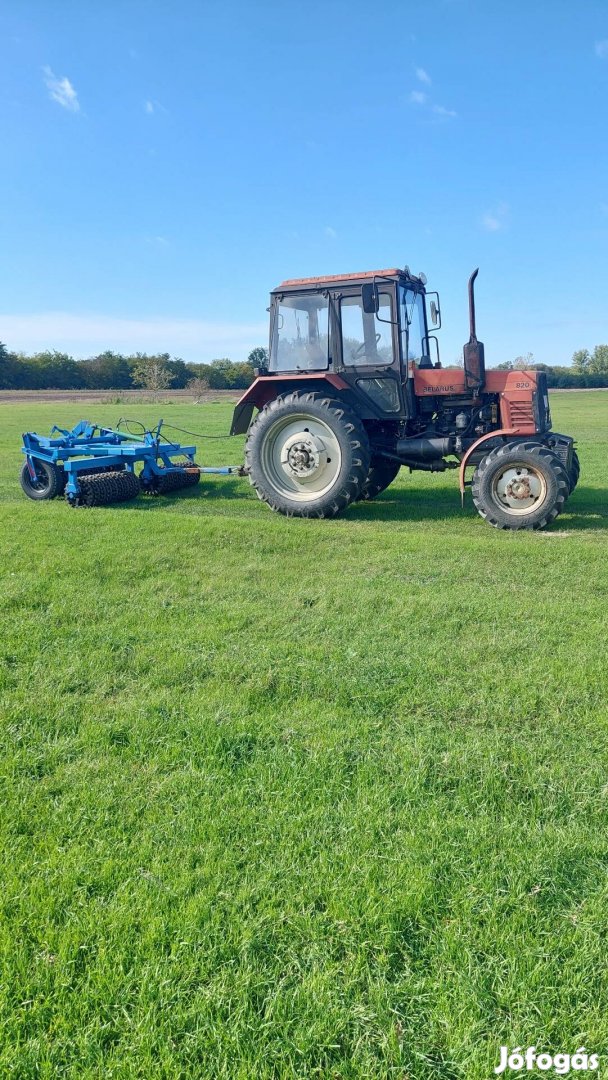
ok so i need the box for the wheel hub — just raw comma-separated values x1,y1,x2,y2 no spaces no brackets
505,476,532,500
493,464,545,513
259,411,343,503
280,432,328,483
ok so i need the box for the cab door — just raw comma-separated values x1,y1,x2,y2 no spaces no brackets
334,285,405,417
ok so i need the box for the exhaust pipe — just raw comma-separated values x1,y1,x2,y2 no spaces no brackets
463,268,485,394
395,436,453,461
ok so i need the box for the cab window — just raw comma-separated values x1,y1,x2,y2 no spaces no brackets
270,296,329,372
341,293,394,366
399,287,426,364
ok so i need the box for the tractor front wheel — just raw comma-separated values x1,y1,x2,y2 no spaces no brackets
471,441,569,530
246,391,370,517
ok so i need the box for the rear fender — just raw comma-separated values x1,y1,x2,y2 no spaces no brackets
230,373,350,435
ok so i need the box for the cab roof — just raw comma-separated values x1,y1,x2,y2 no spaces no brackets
276,268,403,290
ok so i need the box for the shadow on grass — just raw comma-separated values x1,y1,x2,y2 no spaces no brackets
109,480,607,531
549,487,608,531
347,484,607,531
110,476,250,511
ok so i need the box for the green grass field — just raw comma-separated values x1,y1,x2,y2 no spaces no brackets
1,392,607,1079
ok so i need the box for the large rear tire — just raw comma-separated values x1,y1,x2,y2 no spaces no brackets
568,449,580,494
245,391,370,517
358,459,401,501
471,441,569,530
20,460,64,501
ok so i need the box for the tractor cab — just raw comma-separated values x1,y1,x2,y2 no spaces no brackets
262,268,439,419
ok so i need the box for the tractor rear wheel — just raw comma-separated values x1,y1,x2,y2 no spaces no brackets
20,460,64,501
246,391,370,517
471,441,569,530
358,459,401,501
568,449,580,494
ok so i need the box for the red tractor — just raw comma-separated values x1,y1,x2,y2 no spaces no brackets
231,267,578,529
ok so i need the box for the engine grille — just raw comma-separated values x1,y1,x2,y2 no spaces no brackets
508,400,535,427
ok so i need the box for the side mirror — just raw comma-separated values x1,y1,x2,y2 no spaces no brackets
427,292,441,328
361,283,379,315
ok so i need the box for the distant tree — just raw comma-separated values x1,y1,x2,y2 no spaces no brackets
166,357,189,388
203,358,234,389
0,342,17,389
230,362,255,388
248,346,269,370
589,344,608,373
495,361,514,370
80,350,132,389
188,376,210,403
513,352,534,370
572,348,591,371
28,350,84,389
130,353,172,395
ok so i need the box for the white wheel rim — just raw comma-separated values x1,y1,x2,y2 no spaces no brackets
491,462,547,515
261,412,342,501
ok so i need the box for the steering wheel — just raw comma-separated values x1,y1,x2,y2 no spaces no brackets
351,333,381,361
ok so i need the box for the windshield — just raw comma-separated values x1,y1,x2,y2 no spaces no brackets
270,295,329,372
399,287,426,365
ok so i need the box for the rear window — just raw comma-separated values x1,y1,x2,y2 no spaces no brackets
270,297,329,372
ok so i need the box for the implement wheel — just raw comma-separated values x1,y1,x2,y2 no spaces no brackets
358,459,401,501
20,460,64,501
471,441,569,530
246,391,370,518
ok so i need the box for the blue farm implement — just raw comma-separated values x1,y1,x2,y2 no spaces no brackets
20,420,241,507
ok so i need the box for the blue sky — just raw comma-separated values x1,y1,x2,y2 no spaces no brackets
1,0,607,365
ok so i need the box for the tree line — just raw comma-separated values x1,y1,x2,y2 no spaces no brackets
0,344,269,392
495,346,608,388
1,340,608,391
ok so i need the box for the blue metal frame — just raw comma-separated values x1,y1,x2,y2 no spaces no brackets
21,419,239,500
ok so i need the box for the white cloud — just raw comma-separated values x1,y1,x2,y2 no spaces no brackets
43,66,80,112
433,104,457,118
481,202,509,232
416,66,431,85
595,39,608,58
409,86,456,117
144,98,168,115
324,226,337,239
0,312,268,363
